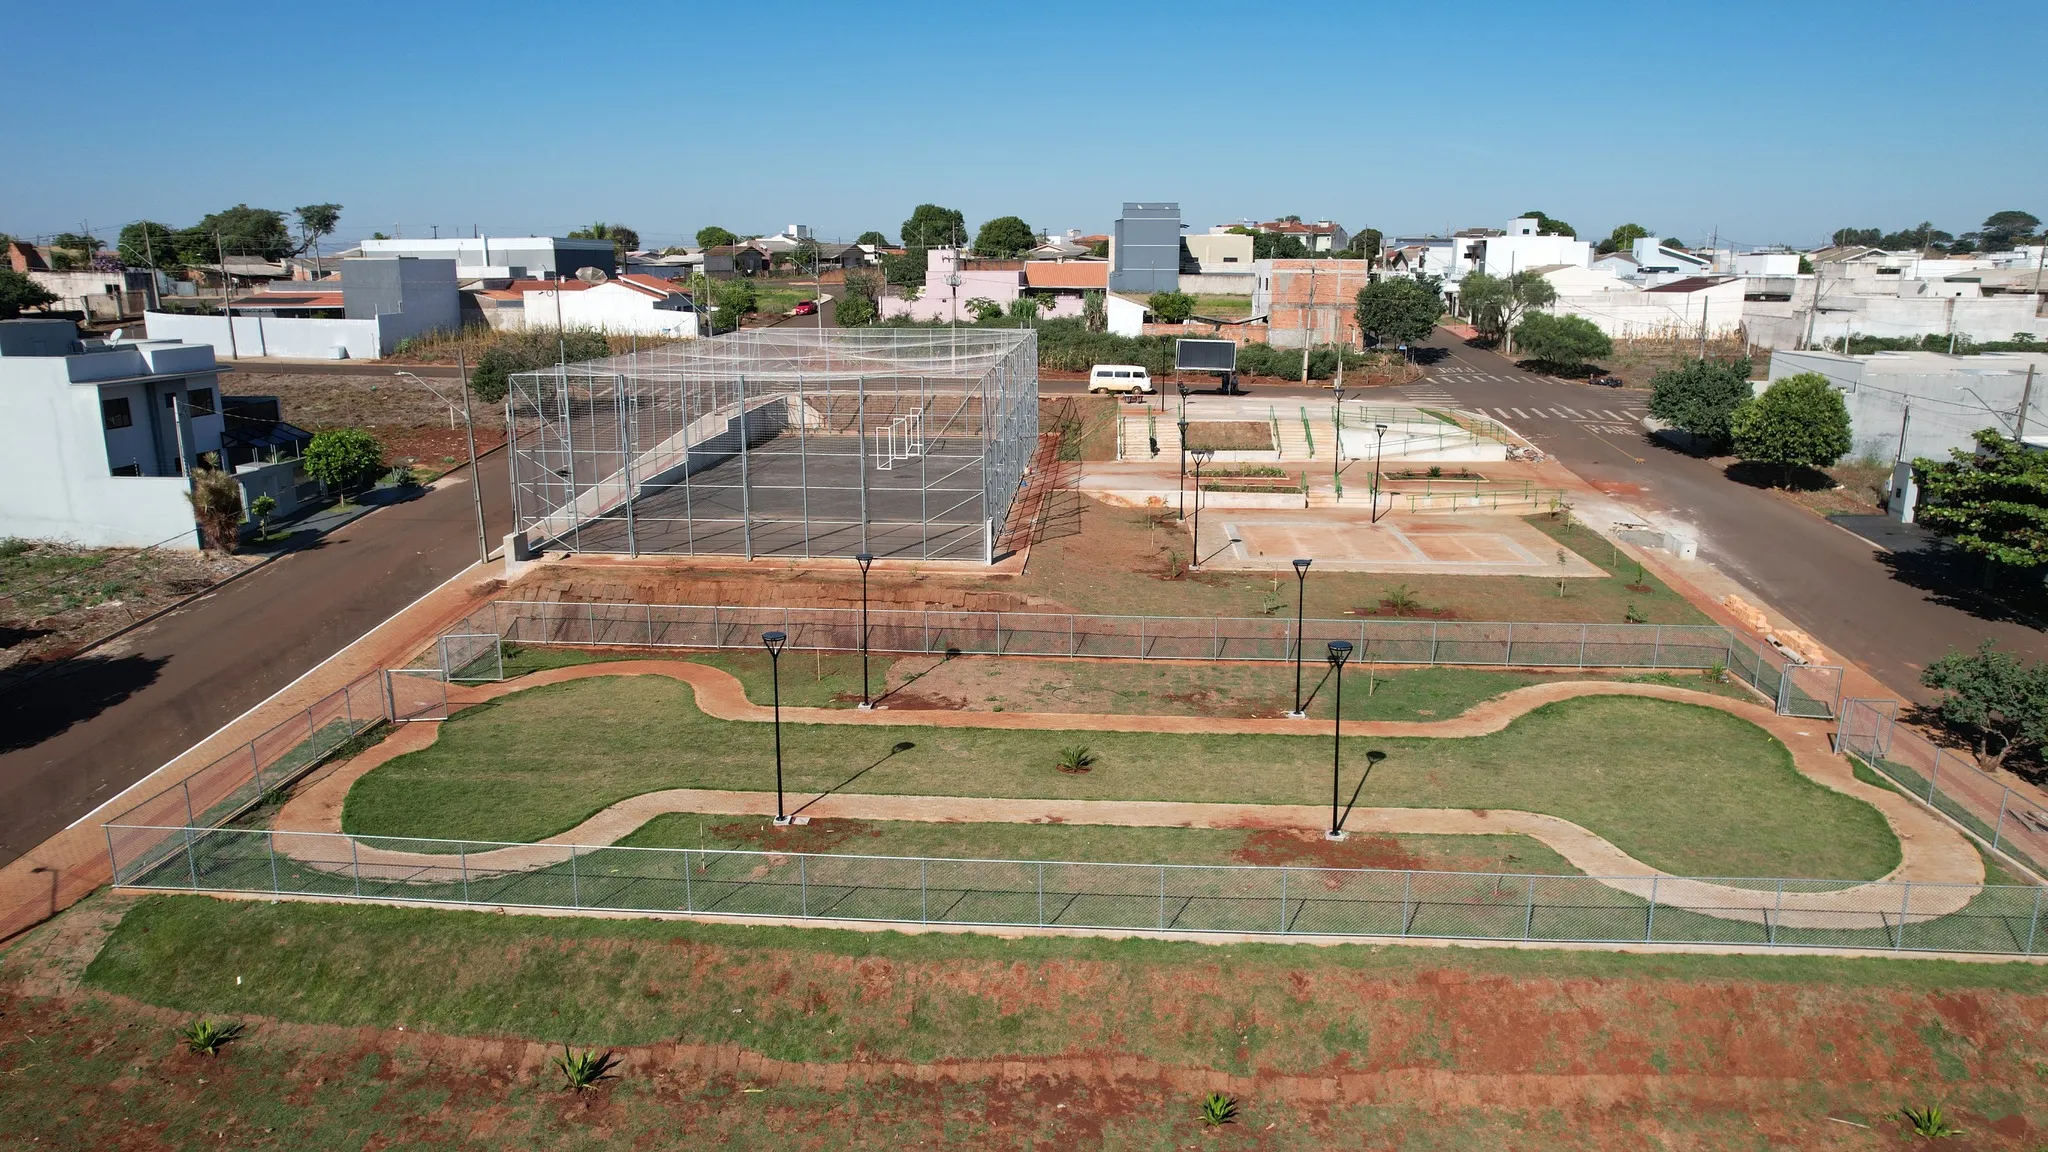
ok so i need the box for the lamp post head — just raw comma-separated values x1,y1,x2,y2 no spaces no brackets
1374,423,1388,434
1190,448,1213,464
762,630,787,656
1292,557,1312,574
1178,419,1189,437
1366,749,1387,766
1327,639,1354,667
1178,382,1190,398
855,552,874,572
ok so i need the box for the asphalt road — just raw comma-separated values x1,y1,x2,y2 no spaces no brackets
1397,332,2047,699
0,451,512,867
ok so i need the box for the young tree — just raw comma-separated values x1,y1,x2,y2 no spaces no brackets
303,428,386,499
1647,358,1754,446
695,225,739,250
249,493,278,540
118,220,181,269
711,278,757,331
835,268,881,326
965,297,1004,322
1458,270,1555,352
788,237,820,273
1511,312,1612,370
1914,429,2048,570
469,346,522,404
1146,291,1196,324
972,215,1036,258
1830,227,1882,248
1081,290,1107,333
293,203,343,257
0,269,59,318
1352,278,1444,346
1728,372,1852,484
569,222,639,262
185,461,245,552
901,204,967,249
1921,641,2048,771
854,230,891,248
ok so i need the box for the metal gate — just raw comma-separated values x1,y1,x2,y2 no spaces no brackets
1777,663,1843,718
437,633,504,682
383,668,448,722
1835,697,1898,756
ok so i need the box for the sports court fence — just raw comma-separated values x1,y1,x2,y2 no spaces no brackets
506,328,1039,563
1838,697,2048,882
428,598,1840,717
105,826,2048,957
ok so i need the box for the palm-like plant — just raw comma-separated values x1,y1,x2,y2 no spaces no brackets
1056,745,1097,774
178,1019,244,1056
1900,1104,1961,1139
1199,1092,1239,1127
554,1045,619,1091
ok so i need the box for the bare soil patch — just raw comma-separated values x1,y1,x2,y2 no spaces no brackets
236,371,508,478
0,541,256,676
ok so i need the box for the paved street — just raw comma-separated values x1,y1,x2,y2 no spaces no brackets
1396,331,2048,700
0,452,512,867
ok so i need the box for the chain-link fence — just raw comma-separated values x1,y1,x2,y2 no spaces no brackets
106,826,2047,956
1838,697,2048,880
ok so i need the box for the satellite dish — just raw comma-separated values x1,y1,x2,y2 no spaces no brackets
108,328,126,344
575,266,609,283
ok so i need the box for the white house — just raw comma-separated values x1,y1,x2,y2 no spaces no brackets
1630,237,1713,283
145,256,460,359
0,319,229,548
1106,293,1148,337
1466,218,1593,278
1534,276,1746,340
519,274,701,337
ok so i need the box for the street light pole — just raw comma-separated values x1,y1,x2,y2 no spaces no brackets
1289,557,1313,718
1369,422,1389,525
1326,639,1353,839
1189,449,1212,569
763,631,789,824
855,553,875,710
1177,418,1190,520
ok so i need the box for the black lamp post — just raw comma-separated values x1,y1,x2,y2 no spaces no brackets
1369,422,1389,524
1189,448,1213,569
1289,558,1313,717
1177,418,1190,519
1177,380,1190,421
1326,639,1353,839
855,552,875,711
763,630,789,824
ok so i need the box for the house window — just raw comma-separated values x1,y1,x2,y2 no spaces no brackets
111,463,142,477
103,397,133,429
188,388,216,415
1223,256,1239,263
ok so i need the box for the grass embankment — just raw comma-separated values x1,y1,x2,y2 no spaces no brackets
343,676,1897,880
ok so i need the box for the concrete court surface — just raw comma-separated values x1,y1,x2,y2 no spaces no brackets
1192,511,1606,577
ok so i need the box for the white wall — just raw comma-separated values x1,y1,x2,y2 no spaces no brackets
0,355,201,548
1744,294,2048,351
1768,349,2048,461
1106,293,1147,336
1475,233,1592,277
1539,279,1746,338
522,285,701,337
144,311,382,359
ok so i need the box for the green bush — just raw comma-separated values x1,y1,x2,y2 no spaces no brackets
304,428,386,497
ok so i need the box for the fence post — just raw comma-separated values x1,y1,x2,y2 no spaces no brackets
1769,880,1783,944
185,830,201,889
460,846,469,903
1138,615,1145,659
684,849,694,912
994,611,1003,656
1400,872,1413,936
570,846,581,908
922,609,930,654
800,855,808,916
586,602,596,645
1279,867,1289,933
1577,624,1586,668
1522,876,1536,940
268,832,280,895
1430,622,1439,666
183,780,196,827
1645,876,1659,941
351,837,362,897
1927,750,1941,804
1037,862,1045,926
1994,789,2011,851
920,860,928,922
382,669,395,722
1504,622,1514,666
251,745,265,802
1213,616,1220,660
646,603,654,646
1894,882,1911,950
2027,887,2043,957
104,826,118,884
1069,616,1076,658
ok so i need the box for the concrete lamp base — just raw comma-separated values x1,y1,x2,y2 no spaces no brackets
772,815,793,827
1285,711,1306,720
856,703,875,712
1324,829,1347,842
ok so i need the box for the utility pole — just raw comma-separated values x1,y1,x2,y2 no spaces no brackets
215,230,240,361
2019,364,2037,441
1300,264,1315,383
1801,266,1826,350
1698,297,1709,361
456,347,489,563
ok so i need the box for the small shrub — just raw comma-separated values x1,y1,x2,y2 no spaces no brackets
1426,465,1442,478
178,1019,244,1056
553,1045,619,1091
1899,1103,1961,1139
1056,745,1097,774
250,493,278,539
1199,1092,1239,1127
1704,660,1727,684
1382,583,1418,613
1623,603,1647,624
391,464,421,490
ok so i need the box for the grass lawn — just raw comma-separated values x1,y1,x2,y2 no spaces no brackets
1010,503,1714,625
1189,293,1254,319
618,812,1577,874
343,677,1897,880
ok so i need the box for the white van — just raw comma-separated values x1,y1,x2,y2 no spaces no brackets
1087,364,1154,395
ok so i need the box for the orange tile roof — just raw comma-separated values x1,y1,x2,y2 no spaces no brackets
1024,261,1109,290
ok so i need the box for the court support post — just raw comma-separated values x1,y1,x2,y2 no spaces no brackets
857,376,870,554
737,373,754,560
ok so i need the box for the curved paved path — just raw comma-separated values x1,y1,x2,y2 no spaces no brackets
276,662,1984,929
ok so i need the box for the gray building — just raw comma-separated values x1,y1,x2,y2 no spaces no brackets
341,256,461,335
355,236,616,279
1110,202,1183,294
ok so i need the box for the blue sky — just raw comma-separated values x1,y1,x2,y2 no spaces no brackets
7,0,2044,251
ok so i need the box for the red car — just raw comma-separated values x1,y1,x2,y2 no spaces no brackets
792,300,818,316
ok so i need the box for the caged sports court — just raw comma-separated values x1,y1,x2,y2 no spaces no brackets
504,327,1039,563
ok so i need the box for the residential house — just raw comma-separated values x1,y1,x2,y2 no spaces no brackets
879,249,1092,322
1254,219,1350,254
1249,260,1374,348
146,256,460,359
1021,260,1107,316
356,236,616,280
6,240,162,323
710,244,769,277
520,274,701,337
1630,237,1713,282
1181,233,1255,294
1592,251,1640,280
1462,218,1592,278
1741,247,2044,350
0,318,233,547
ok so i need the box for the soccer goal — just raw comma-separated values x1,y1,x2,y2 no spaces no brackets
872,409,926,470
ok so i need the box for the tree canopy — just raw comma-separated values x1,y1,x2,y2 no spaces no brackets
901,204,967,249
1914,428,2048,569
1352,277,1443,346
1346,227,1383,262
1517,210,1576,238
0,268,59,318
1921,641,2048,771
1511,312,1611,369
1980,210,2041,252
1647,358,1753,445
972,215,1036,258
1459,270,1554,352
696,226,739,250
294,203,343,253
183,205,296,262
855,230,890,248
304,428,386,495
1597,223,1649,255
1145,291,1195,324
118,221,181,269
1728,372,1852,482
569,222,639,261
835,269,881,327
